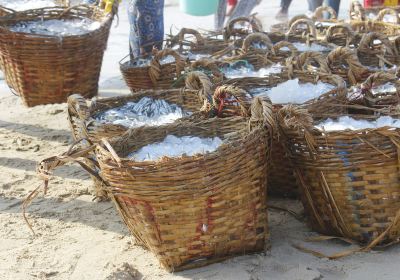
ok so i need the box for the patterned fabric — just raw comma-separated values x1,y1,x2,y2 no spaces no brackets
128,0,164,58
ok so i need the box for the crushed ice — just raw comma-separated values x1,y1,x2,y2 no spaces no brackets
0,0,56,11
9,18,101,36
254,78,335,104
128,135,223,161
316,116,400,131
221,61,282,78
95,97,191,128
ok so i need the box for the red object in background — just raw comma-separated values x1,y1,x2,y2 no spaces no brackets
364,0,384,7
228,0,238,6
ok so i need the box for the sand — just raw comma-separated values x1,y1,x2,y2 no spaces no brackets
1,0,400,279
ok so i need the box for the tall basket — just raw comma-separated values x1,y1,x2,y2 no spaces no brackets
0,4,116,107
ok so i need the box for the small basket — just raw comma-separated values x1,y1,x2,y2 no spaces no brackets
91,97,274,271
277,105,400,246
270,14,309,33
324,23,359,48
311,6,343,37
0,4,116,107
67,72,213,199
357,32,399,68
120,49,186,92
350,19,400,37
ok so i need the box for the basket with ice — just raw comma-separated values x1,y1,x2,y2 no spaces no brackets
0,3,117,106
277,104,400,249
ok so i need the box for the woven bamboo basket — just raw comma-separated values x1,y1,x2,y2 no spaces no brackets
350,19,400,38
277,105,400,250
67,71,213,199
311,6,343,37
222,16,263,41
214,69,347,198
357,32,399,68
327,47,373,86
37,96,273,271
189,59,226,84
0,4,116,107
120,48,187,92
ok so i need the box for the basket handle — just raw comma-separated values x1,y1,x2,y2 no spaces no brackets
249,96,276,132
287,51,331,75
0,5,16,15
23,140,102,234
327,47,369,85
286,18,317,39
349,0,365,21
67,94,91,141
148,48,185,85
287,14,311,28
358,32,397,65
212,85,251,117
168,28,205,51
224,16,262,40
241,32,273,54
184,71,213,111
360,71,400,105
270,41,298,58
190,58,224,83
325,23,355,47
376,8,400,24
312,6,338,21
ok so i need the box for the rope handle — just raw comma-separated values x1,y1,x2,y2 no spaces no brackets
360,72,400,103
358,32,397,56
0,5,16,14
241,32,273,54
312,6,338,21
184,71,214,111
23,140,102,235
212,85,251,118
349,0,365,21
167,28,205,51
325,23,355,46
249,96,276,133
286,51,331,74
287,14,311,28
148,48,185,85
376,8,400,24
224,16,262,40
286,18,317,39
271,41,298,57
190,58,224,82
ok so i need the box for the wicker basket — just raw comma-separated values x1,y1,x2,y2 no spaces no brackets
270,14,309,34
120,48,187,92
357,32,399,68
0,4,116,107
222,16,263,41
312,6,343,37
324,23,359,48
350,19,400,38
86,97,273,271
350,1,400,22
277,105,400,248
215,70,347,198
67,71,213,198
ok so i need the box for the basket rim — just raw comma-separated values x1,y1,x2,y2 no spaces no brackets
0,4,114,39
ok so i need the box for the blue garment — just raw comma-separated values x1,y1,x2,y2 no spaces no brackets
327,0,340,15
128,0,164,58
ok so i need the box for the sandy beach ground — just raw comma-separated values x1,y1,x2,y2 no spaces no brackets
1,0,400,279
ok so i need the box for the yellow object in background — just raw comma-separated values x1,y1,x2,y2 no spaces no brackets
99,0,121,13
384,0,399,6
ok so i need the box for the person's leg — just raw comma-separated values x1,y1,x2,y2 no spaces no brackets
128,0,140,59
308,0,323,12
229,0,261,20
276,0,292,19
215,0,227,30
137,0,164,55
326,0,340,15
